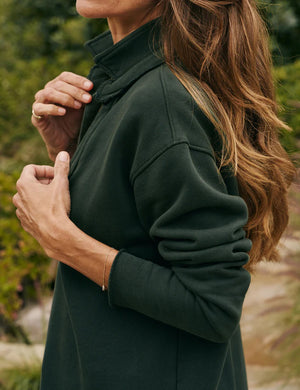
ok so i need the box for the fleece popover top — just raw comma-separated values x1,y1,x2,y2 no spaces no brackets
40,17,252,390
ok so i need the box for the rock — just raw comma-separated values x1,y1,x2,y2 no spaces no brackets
0,342,44,371
16,298,52,344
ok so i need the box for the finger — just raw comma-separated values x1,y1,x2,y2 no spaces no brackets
20,164,54,182
45,80,93,105
15,208,26,227
34,165,55,181
55,71,93,91
39,178,53,185
12,193,21,208
32,102,66,118
35,88,87,109
16,209,22,220
54,151,70,181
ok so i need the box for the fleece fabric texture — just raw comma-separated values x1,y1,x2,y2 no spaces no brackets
40,17,252,390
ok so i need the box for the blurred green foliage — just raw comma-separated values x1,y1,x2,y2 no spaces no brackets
0,171,50,322
0,0,107,165
259,0,300,63
274,60,300,154
0,357,41,390
0,0,108,337
0,0,299,365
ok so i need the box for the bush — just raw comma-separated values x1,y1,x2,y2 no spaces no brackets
0,360,41,390
0,171,52,340
274,60,300,154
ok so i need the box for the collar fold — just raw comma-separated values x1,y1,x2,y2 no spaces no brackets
85,17,164,103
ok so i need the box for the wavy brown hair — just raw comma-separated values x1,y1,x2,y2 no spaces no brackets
151,0,296,270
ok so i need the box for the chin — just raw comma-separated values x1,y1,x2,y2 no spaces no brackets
76,1,107,19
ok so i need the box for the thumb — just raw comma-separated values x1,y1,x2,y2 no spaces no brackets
54,151,70,180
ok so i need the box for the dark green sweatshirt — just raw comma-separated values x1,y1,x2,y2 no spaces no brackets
41,17,252,390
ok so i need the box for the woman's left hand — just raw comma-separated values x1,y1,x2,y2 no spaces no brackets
12,151,71,255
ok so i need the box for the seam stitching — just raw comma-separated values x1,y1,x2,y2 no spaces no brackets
59,266,85,390
160,66,175,141
130,140,187,185
130,141,215,185
176,329,179,390
230,342,237,390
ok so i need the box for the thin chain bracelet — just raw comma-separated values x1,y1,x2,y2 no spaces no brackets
102,248,114,291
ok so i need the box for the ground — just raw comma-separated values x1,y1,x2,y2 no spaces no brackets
0,180,299,389
241,237,300,389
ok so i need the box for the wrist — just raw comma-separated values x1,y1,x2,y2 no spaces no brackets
42,216,75,259
42,216,119,287
103,248,118,291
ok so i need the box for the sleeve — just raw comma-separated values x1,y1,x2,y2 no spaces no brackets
107,141,252,343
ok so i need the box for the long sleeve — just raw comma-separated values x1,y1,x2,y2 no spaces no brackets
107,141,252,343
42,20,252,389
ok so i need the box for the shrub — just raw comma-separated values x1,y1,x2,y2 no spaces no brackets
0,171,52,341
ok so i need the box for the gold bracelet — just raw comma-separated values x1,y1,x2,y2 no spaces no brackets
102,248,113,291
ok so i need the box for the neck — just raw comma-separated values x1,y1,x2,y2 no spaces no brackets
107,8,161,44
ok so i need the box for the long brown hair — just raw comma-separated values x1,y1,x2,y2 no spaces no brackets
152,0,296,270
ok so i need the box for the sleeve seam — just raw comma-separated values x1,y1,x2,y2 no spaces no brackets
130,141,215,185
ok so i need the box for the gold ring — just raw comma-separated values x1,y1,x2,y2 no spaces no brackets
32,108,43,120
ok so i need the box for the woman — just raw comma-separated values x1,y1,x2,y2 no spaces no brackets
13,0,296,389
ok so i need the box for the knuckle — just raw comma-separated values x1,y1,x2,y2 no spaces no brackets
44,87,54,99
22,164,34,176
16,179,22,190
61,71,70,79
54,80,64,89
45,79,55,88
23,163,33,171
64,95,73,106
12,194,17,205
36,90,46,101
34,91,40,100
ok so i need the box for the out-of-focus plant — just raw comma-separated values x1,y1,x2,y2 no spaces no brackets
0,0,107,162
0,356,41,390
259,0,300,64
0,171,52,342
274,60,300,157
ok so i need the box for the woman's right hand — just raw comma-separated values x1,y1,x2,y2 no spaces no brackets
32,72,94,161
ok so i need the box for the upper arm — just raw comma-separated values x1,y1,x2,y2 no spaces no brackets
109,142,251,342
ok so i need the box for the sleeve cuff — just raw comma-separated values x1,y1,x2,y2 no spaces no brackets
107,248,129,308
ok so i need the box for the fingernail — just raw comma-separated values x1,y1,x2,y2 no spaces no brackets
84,81,93,89
58,107,66,114
83,94,91,102
74,101,82,108
58,151,69,162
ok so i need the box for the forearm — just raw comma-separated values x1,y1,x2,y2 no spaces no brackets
44,217,118,288
13,153,117,288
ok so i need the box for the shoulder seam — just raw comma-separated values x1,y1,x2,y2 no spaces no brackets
159,65,195,143
130,140,215,185
159,66,175,140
